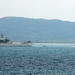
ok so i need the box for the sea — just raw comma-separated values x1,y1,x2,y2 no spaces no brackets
0,43,75,75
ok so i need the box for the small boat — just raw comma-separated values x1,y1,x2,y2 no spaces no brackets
43,45,46,47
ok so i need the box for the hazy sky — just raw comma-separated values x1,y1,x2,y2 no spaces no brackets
0,0,75,21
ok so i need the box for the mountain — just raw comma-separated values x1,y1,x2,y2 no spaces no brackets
0,17,75,42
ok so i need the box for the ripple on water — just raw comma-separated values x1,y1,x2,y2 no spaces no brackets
0,47,75,75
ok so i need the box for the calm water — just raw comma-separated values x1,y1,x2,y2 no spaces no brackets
0,45,75,75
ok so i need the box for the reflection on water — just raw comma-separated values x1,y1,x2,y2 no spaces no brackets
0,46,75,75
33,43,75,47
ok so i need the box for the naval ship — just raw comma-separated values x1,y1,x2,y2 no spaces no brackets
0,33,32,47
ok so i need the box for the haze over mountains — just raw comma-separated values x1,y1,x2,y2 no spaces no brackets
0,17,75,42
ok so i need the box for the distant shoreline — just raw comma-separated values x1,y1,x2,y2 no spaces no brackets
33,41,75,43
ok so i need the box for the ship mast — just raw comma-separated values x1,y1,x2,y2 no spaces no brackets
1,33,3,38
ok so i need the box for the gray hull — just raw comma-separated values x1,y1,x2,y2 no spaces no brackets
0,43,32,47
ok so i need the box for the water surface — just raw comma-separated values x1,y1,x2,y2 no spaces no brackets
0,45,75,75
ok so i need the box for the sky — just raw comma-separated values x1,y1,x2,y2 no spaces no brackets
0,0,75,22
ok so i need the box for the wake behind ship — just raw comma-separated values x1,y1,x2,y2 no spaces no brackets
0,33,32,47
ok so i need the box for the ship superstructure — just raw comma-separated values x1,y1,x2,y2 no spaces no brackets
0,33,10,43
